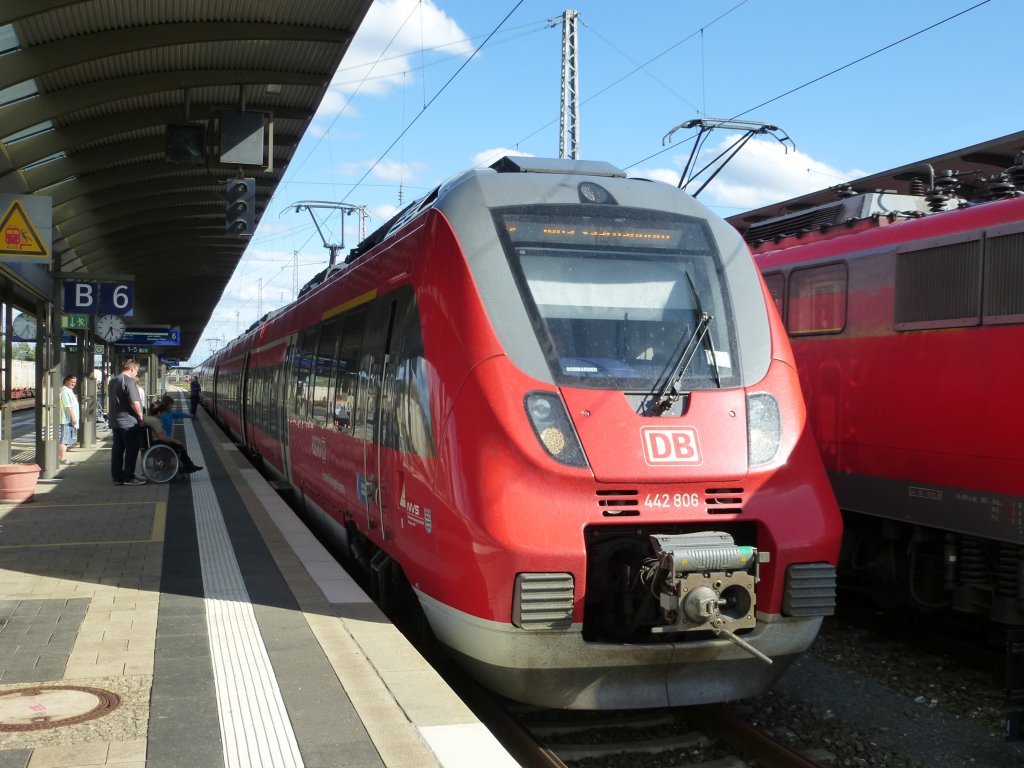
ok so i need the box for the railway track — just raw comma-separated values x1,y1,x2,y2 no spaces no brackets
437,657,829,768
508,703,829,768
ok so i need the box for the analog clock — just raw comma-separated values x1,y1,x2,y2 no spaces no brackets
12,313,37,341
96,314,127,342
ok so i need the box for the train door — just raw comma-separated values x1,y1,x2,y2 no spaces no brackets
376,288,433,550
281,337,296,484
356,297,398,540
239,351,252,450
211,364,220,421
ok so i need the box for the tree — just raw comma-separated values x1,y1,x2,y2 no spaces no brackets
12,342,35,361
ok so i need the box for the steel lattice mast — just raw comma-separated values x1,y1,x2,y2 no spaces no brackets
558,10,580,160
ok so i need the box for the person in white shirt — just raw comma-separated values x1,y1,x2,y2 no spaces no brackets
58,374,80,465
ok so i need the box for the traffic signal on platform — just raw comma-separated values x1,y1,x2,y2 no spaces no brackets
225,178,255,234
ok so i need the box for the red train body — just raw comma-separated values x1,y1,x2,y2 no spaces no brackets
198,157,841,708
734,135,1024,626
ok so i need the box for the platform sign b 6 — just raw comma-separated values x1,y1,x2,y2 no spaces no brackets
63,281,134,316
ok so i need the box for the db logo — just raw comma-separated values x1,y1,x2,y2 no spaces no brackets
640,426,702,466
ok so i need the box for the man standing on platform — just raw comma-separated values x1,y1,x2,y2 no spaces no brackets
108,359,146,485
58,374,79,466
189,375,201,417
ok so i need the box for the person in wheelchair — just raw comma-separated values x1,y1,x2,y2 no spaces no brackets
158,394,190,431
144,403,203,473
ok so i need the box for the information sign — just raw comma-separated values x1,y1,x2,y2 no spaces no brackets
120,327,180,346
63,281,134,316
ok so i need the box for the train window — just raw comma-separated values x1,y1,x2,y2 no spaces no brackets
390,288,434,459
895,240,981,330
495,205,739,391
762,272,785,320
788,263,847,335
312,319,342,427
983,232,1024,324
334,310,366,435
291,328,318,421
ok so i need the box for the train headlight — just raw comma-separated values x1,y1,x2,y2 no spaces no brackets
524,392,588,468
747,392,781,465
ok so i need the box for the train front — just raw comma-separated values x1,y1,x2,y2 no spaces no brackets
419,157,841,709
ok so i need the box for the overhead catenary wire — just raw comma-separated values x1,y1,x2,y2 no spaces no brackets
624,0,994,170
503,0,752,155
338,0,527,205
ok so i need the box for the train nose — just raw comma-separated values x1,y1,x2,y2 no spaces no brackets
560,388,751,483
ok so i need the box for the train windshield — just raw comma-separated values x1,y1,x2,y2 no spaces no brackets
495,205,738,390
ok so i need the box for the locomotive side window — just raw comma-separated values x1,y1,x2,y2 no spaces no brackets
494,206,738,391
787,263,847,335
762,272,785,320
312,319,342,427
334,310,366,435
894,240,981,330
983,232,1024,324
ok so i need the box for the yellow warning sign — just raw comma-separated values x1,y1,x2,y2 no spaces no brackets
0,200,48,259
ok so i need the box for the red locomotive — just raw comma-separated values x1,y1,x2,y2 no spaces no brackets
197,156,841,708
731,131,1024,627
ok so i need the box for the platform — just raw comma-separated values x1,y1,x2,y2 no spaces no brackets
0,405,517,767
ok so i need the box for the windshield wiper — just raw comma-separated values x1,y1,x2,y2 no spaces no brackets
640,273,720,416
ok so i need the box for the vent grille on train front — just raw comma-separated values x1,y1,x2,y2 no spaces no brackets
705,487,744,514
597,489,639,517
596,488,744,515
512,573,575,630
783,563,837,617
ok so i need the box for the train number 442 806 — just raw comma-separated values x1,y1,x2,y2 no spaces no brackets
644,492,700,508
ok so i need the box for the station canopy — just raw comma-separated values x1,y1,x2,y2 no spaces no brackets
0,0,374,359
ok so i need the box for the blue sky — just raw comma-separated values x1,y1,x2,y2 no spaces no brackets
187,0,1016,363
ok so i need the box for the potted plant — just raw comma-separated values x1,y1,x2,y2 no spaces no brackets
0,464,41,501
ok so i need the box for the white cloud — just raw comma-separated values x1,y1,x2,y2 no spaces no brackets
323,0,475,107
473,147,535,168
308,101,362,125
372,203,401,221
628,168,680,186
634,137,867,211
371,158,427,183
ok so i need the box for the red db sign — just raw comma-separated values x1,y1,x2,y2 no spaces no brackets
640,426,703,466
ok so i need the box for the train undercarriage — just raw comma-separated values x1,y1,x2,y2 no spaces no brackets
839,511,1024,627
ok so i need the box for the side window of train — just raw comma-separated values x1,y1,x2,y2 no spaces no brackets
895,239,981,330
335,310,367,435
387,287,434,458
762,272,785,321
787,263,847,335
291,329,318,421
312,319,342,427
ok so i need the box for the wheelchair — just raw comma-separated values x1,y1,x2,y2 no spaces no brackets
140,427,181,483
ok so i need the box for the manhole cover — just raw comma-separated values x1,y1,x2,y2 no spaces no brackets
0,685,121,731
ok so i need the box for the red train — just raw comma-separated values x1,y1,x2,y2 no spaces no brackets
197,156,841,708
731,132,1024,626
